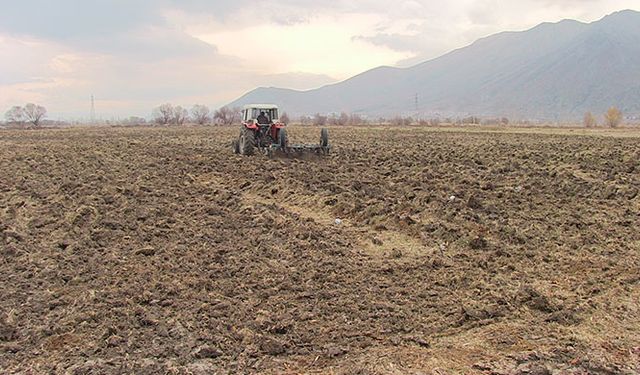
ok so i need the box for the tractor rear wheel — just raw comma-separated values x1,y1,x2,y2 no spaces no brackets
278,128,288,149
320,128,329,154
240,128,255,156
320,128,329,147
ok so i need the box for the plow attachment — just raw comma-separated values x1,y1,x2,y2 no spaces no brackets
265,128,330,158
234,126,331,159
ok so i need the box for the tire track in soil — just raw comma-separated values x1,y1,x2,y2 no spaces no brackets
191,165,534,373
192,169,486,373
241,190,429,260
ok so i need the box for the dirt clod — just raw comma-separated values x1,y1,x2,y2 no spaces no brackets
193,346,223,359
135,246,156,256
469,236,488,250
371,237,384,246
260,338,286,355
0,321,17,342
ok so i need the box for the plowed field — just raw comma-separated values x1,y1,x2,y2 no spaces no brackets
1,126,639,374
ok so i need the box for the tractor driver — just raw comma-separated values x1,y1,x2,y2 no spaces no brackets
257,111,270,124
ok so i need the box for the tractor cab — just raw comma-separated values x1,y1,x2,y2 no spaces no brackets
242,105,281,126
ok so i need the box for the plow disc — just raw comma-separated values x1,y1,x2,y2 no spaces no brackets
265,128,330,158
265,144,330,159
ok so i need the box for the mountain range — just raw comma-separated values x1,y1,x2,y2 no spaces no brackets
229,10,640,121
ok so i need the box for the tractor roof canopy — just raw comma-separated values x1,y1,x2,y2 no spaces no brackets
243,104,278,110
242,105,279,122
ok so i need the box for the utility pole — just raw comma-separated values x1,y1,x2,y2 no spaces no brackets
90,95,96,124
415,93,419,112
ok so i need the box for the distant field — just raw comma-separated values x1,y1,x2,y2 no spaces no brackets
1,126,639,374
426,125,640,138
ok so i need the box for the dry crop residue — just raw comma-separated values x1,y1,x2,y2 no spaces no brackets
1,126,639,374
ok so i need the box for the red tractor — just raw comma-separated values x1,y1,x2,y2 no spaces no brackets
233,104,330,157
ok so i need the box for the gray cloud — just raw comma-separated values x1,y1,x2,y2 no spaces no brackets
0,1,159,39
0,1,223,61
352,0,639,64
1,0,638,118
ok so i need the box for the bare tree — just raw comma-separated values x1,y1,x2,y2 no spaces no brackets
153,103,174,125
327,114,338,126
191,104,211,125
313,113,327,126
349,113,365,125
5,106,25,124
462,116,480,125
298,115,312,126
279,111,290,124
604,107,622,128
392,116,414,126
583,112,597,128
214,106,240,125
338,112,350,126
173,105,188,125
328,112,350,126
121,116,146,126
23,103,47,127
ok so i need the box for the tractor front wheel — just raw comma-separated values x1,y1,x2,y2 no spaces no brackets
240,128,255,156
232,139,240,154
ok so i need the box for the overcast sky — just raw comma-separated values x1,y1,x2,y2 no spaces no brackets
0,0,637,120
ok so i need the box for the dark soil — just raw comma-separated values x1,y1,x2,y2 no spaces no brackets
1,126,639,374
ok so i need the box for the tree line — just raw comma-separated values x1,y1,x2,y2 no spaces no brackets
303,113,500,126
151,104,295,126
2,102,629,128
152,104,245,126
